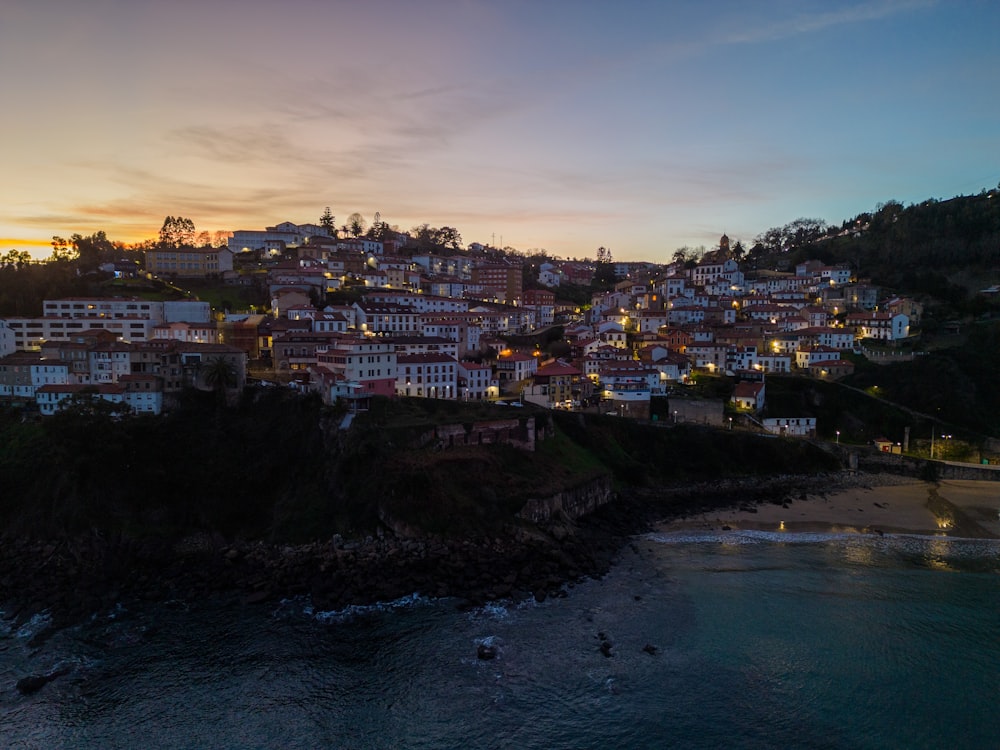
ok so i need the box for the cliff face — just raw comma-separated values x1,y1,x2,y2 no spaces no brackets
518,475,615,524
0,392,844,544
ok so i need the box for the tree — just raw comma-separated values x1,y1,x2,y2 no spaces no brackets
50,236,77,263
347,212,367,237
672,247,690,265
439,226,463,251
319,207,337,236
731,240,746,263
596,246,613,264
593,260,616,287
71,230,114,269
747,242,766,269
1,249,33,268
158,216,196,248
367,211,387,241
201,355,237,405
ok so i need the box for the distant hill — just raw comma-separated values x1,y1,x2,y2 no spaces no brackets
784,189,1000,307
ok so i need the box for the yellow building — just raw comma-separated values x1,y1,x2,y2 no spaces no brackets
145,247,234,277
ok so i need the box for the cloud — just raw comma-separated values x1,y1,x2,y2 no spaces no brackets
715,0,935,46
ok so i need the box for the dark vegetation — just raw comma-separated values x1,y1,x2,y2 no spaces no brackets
756,319,1000,443
762,191,1000,320
0,390,840,545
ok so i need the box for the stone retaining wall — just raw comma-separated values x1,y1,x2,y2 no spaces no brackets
518,474,614,523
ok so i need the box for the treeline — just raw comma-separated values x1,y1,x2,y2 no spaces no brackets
0,390,335,540
780,191,1000,299
0,261,111,317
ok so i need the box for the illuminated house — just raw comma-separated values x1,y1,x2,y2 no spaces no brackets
313,338,397,403
1,298,212,351
731,381,766,412
144,246,234,277
795,345,843,369
229,221,333,256
153,321,221,344
846,311,909,341
496,351,537,385
763,417,816,437
457,361,498,401
352,302,421,336
527,360,587,406
395,353,459,399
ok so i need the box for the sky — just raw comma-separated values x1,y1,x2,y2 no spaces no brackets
2,0,998,262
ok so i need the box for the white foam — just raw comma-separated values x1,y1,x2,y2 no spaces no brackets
466,601,511,623
644,529,1000,566
14,610,52,640
310,592,432,624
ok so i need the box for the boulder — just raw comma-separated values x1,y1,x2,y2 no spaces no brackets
16,667,70,695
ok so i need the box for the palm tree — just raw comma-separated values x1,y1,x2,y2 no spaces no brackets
201,356,237,404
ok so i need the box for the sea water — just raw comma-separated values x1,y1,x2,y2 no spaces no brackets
2,531,998,750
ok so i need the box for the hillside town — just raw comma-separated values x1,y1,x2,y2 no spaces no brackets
0,222,921,434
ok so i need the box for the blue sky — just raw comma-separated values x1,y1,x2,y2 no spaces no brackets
1,0,998,261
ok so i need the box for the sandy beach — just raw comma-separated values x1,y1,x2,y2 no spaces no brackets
661,478,1000,539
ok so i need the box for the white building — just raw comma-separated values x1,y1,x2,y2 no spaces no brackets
847,312,909,341
0,320,15,358
43,297,166,323
763,417,817,437
1,317,159,351
313,338,398,402
35,383,126,416
153,321,220,344
396,353,459,399
229,221,333,256
458,361,498,401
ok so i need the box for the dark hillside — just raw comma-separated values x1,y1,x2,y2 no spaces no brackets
0,391,841,544
800,191,1000,309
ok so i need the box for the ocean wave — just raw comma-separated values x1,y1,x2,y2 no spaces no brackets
643,529,1000,569
467,601,512,623
13,610,52,640
646,529,867,546
647,529,1000,546
273,592,434,624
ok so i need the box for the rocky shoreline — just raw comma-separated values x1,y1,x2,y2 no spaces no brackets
0,470,914,639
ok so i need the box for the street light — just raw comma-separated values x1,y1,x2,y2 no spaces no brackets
728,417,733,430
836,430,840,445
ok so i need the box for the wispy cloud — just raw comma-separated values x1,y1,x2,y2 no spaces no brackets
716,0,936,46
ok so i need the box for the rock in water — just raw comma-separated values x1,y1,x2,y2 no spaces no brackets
16,667,69,695
477,644,497,660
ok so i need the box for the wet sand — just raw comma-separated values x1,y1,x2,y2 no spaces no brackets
662,479,1000,539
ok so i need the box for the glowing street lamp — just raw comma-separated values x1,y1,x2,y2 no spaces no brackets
836,430,840,445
